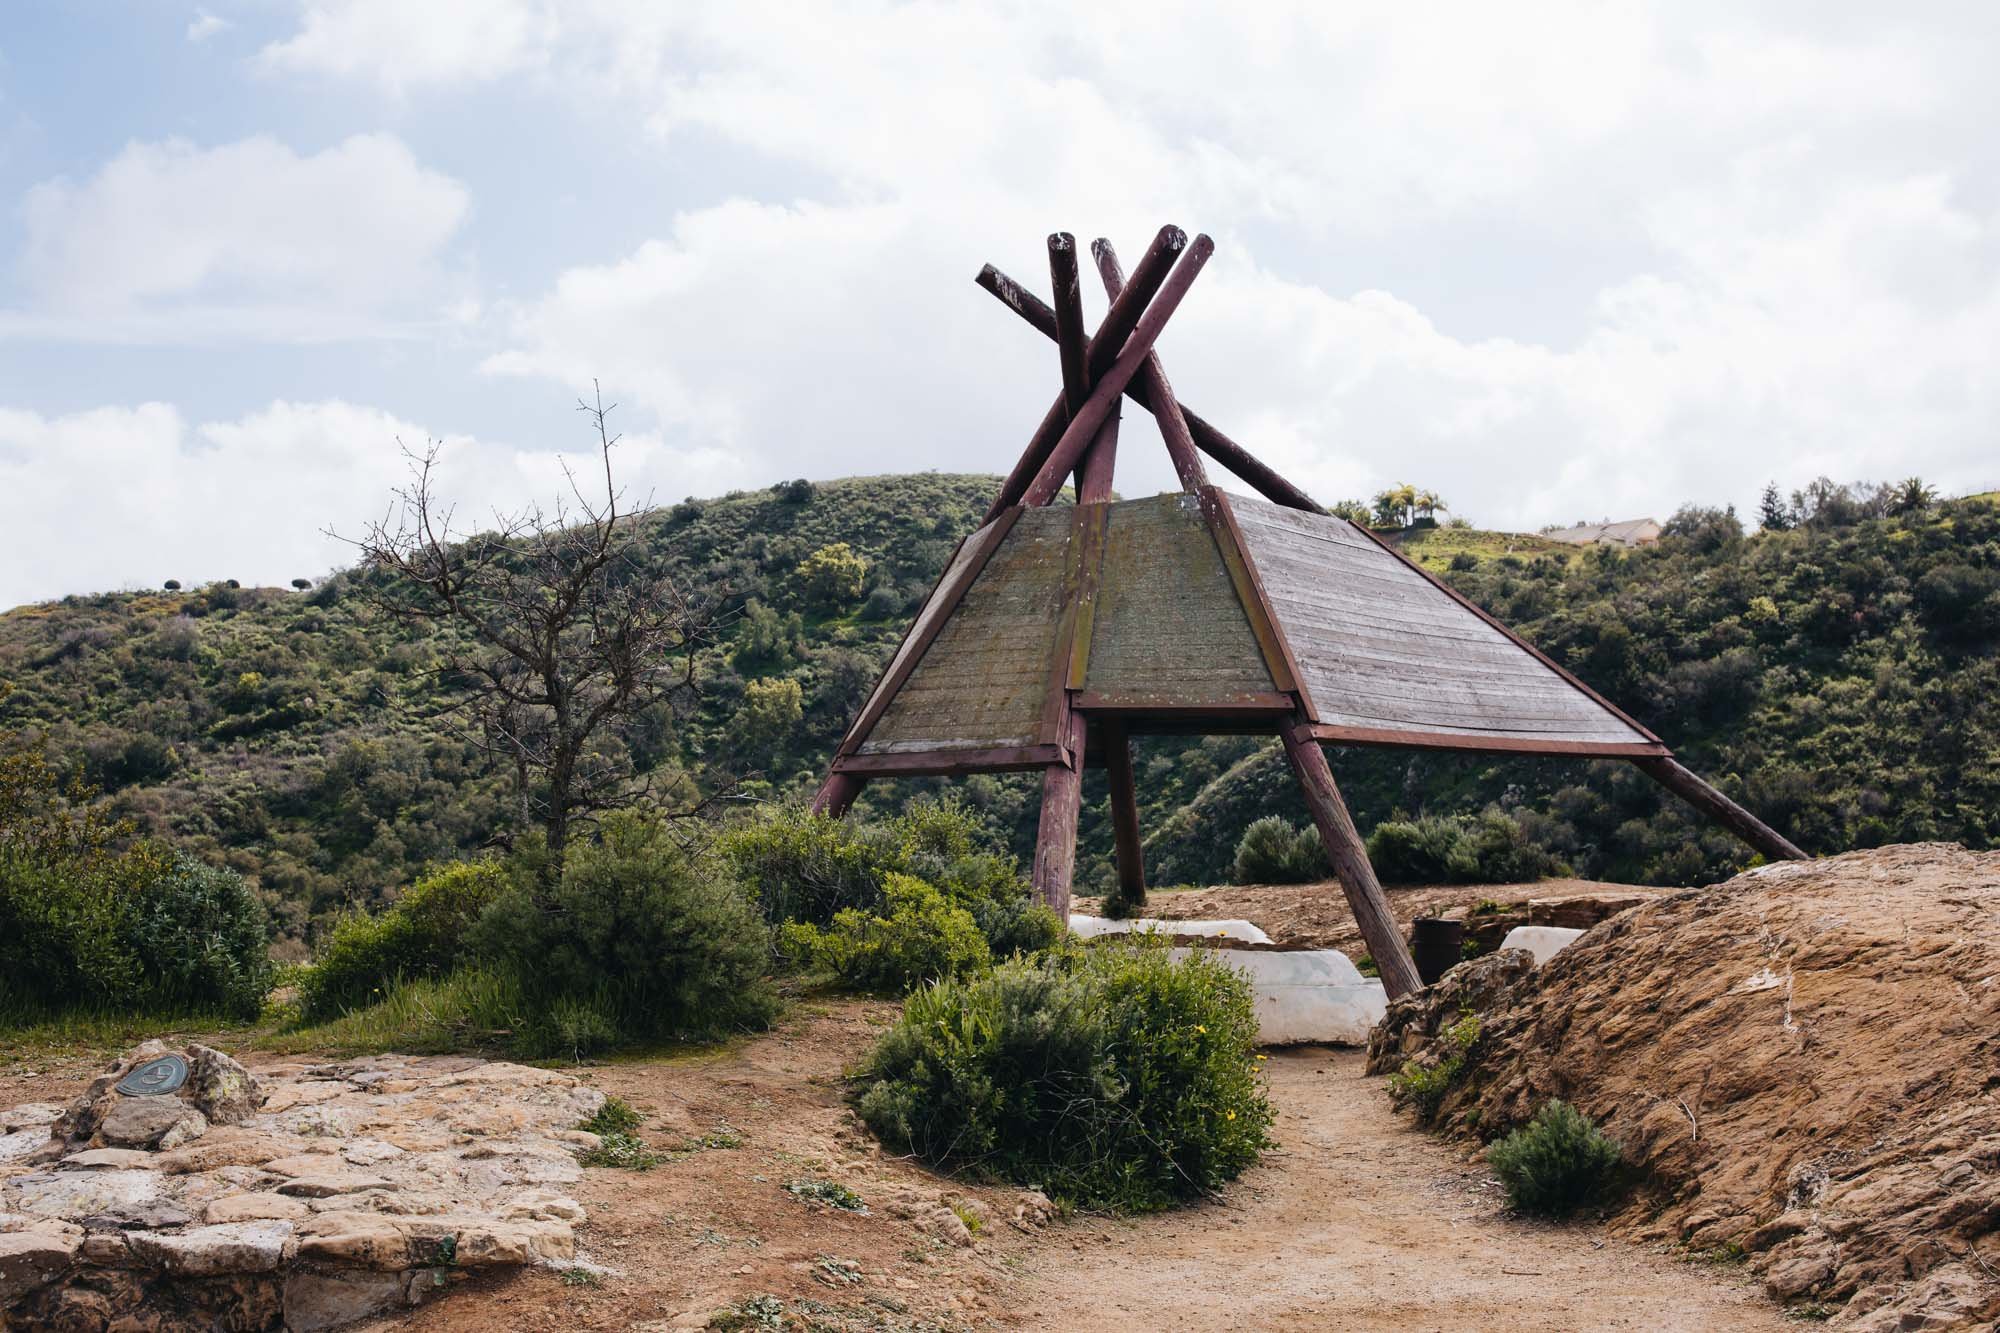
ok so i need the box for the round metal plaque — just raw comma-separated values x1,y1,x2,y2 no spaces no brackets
115,1055,189,1098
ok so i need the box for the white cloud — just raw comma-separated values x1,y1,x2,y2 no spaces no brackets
0,398,743,609
15,134,470,335
257,0,555,91
186,10,231,42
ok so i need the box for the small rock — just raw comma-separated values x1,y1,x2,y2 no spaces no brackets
0,1130,48,1163
126,1221,294,1277
185,1045,265,1125
206,1194,314,1224
282,1270,414,1332
296,1212,410,1270
277,1172,395,1199
57,1148,157,1171
0,1103,63,1134
99,1097,208,1151
0,1230,81,1302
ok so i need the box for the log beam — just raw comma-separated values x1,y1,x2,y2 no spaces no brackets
1280,720,1422,999
810,771,865,819
1048,232,1094,498
1021,235,1215,507
1635,755,1808,862
1092,238,1208,493
1102,719,1147,905
1032,710,1086,917
977,258,1321,513
979,226,1186,521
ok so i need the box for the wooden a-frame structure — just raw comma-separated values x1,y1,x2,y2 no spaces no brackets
810,226,1807,999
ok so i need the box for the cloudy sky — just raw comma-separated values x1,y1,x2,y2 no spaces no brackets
2,2,1996,608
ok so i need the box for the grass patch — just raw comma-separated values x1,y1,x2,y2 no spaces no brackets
576,1095,661,1170
785,1178,867,1212
259,968,524,1056
1387,1010,1480,1124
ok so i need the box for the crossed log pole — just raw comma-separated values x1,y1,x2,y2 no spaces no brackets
814,226,1808,1000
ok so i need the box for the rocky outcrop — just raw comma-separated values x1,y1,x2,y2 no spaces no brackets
1,1044,608,1331
1371,845,2000,1330
1363,947,1537,1076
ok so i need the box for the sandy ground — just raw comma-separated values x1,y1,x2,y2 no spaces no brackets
1,994,1784,1332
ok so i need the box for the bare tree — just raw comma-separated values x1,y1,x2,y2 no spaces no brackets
339,386,712,883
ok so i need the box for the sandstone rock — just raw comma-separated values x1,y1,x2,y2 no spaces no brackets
98,1096,207,1151
1363,947,1537,1075
11,1169,172,1225
390,1214,574,1266
283,1269,418,1332
0,1131,47,1163
501,1190,586,1223
58,1148,156,1171
295,1212,411,1269
0,1229,79,1302
155,1133,300,1174
205,1193,313,1224
1010,1189,1056,1233
125,1220,293,1277
0,1104,62,1134
185,1044,264,1125
276,1171,395,1198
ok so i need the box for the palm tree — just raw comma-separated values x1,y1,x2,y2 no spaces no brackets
1892,477,1937,515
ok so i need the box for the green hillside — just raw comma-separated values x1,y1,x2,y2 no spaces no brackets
3,476,1996,950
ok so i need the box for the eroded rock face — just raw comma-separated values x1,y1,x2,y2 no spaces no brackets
1371,845,2000,1330
1363,947,1538,1076
2,1044,605,1331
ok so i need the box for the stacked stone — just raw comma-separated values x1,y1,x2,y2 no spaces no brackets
1,1042,604,1330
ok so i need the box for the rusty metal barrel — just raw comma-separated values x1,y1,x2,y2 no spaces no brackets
1410,917,1466,987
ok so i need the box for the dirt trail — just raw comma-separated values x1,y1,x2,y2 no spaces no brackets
1,1003,1786,1331
1010,1046,1785,1331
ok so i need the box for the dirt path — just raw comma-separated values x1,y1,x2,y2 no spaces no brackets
2,1005,1785,1331
1008,1046,1785,1331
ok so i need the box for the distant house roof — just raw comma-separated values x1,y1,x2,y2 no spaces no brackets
1541,517,1662,547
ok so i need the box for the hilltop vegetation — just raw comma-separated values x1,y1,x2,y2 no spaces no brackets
2,474,1995,947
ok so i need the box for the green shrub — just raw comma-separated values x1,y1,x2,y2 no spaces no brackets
1486,1100,1624,1216
298,860,507,1022
1387,1010,1480,1124
577,1096,660,1169
718,805,906,927
0,847,270,1021
1232,816,1328,884
969,895,1065,958
780,872,991,993
1366,811,1569,885
472,815,778,1057
854,942,1273,1211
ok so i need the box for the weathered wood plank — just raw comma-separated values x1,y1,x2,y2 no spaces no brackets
1227,492,1653,747
1084,492,1276,704
1313,724,1666,758
863,506,1071,753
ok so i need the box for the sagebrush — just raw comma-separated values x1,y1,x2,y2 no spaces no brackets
1486,1100,1624,1216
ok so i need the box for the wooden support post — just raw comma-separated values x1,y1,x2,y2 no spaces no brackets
1091,238,1208,493
978,226,1186,521
1021,235,1215,507
810,771,865,819
1032,710,1086,918
976,257,1322,513
1102,719,1146,906
1280,721,1422,999
1076,409,1119,504
1634,756,1808,862
1048,232,1093,498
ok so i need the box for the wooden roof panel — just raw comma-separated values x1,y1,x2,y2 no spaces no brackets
1081,492,1277,706
860,505,1073,754
1226,492,1649,746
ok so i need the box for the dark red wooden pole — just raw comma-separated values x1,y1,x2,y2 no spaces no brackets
1634,756,1808,862
1091,238,1208,494
976,260,1323,513
1076,408,1119,504
1021,235,1215,508
1102,719,1146,905
977,225,1185,520
810,771,865,819
1032,710,1086,917
1279,720,1421,998
1049,232,1093,499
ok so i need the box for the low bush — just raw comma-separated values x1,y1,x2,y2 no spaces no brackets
718,804,906,927
1486,1100,1624,1216
298,860,508,1023
1387,1010,1480,1123
854,942,1273,1211
779,873,991,993
1232,816,1328,884
472,815,778,1058
1366,810,1569,885
969,895,1065,958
